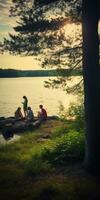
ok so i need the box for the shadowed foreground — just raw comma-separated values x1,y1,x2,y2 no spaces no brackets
0,119,100,200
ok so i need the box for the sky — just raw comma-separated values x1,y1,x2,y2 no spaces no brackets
0,0,100,70
0,0,42,70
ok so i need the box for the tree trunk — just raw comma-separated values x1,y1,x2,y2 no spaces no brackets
82,0,100,172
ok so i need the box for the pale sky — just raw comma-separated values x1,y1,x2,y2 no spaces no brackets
0,0,42,70
0,53,41,70
0,0,100,70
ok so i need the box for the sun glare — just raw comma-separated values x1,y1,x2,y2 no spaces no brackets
63,23,82,38
61,23,82,47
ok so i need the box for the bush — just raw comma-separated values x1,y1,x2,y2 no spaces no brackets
58,100,85,131
42,130,85,166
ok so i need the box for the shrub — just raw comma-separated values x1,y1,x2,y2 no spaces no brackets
42,130,85,166
58,100,85,131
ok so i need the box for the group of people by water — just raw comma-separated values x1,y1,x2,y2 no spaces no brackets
14,96,47,122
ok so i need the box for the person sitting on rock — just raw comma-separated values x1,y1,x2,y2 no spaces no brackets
15,107,23,119
27,107,34,122
38,105,47,121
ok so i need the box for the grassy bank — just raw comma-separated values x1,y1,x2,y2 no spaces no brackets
0,119,100,200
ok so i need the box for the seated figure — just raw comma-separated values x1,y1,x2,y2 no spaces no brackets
15,107,23,119
27,107,34,122
38,105,47,121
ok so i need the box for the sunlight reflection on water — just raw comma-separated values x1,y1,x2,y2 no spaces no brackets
0,77,79,117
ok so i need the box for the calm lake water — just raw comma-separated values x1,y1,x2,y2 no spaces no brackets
0,77,78,117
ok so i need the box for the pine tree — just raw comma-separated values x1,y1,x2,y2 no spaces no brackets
1,0,100,172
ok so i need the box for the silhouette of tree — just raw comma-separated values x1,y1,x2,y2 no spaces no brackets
1,0,83,92
82,0,100,172
1,0,100,172
36,0,100,172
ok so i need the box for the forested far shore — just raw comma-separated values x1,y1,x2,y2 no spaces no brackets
0,68,82,78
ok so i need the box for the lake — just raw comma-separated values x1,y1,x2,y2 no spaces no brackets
0,77,78,117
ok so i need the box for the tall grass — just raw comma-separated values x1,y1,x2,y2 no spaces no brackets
0,104,88,200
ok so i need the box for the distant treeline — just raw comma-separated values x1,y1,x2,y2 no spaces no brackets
0,68,82,78
0,69,57,78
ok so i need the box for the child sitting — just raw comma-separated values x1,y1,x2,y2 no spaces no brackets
15,107,23,119
27,107,34,122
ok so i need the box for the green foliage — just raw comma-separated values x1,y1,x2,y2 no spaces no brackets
42,130,85,166
0,119,85,175
1,119,100,200
58,100,85,131
67,102,85,130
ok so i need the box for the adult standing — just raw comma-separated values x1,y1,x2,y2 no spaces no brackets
22,96,28,118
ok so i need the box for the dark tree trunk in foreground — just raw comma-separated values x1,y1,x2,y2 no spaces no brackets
82,0,100,172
